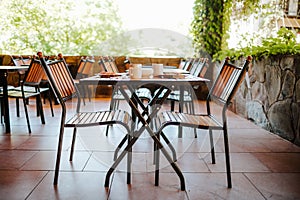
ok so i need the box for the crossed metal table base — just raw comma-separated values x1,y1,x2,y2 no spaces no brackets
104,83,186,191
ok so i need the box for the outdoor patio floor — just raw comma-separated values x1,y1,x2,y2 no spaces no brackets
0,97,299,200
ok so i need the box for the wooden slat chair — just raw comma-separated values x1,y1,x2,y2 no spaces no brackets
39,55,133,185
76,58,87,78
100,56,153,136
75,58,95,103
76,57,95,79
101,56,116,73
73,58,88,104
10,54,54,113
107,56,119,73
154,58,209,117
100,56,152,110
167,58,209,114
10,55,28,87
178,57,193,71
101,56,129,110
154,56,252,188
5,59,53,133
11,58,54,119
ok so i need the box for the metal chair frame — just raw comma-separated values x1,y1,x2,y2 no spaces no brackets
5,59,54,133
39,56,133,186
154,56,252,188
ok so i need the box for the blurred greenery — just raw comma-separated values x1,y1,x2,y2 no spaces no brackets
0,0,195,57
0,0,124,55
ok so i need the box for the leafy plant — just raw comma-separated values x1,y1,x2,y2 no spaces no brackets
215,27,300,61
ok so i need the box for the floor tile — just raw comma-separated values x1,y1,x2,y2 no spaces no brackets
202,152,271,173
0,171,47,200
245,173,300,200
0,150,37,169
27,171,109,200
253,152,300,172
109,172,188,200
154,152,210,173
184,173,265,200
0,135,31,149
20,151,91,171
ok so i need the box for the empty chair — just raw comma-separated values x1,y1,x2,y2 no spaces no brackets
167,58,209,114
76,57,95,79
11,55,54,119
99,56,152,135
154,56,252,188
75,57,95,103
154,58,209,115
76,58,87,77
100,56,152,110
39,55,133,185
107,56,119,73
10,55,30,86
5,58,53,133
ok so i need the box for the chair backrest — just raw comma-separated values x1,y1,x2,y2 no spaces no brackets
40,57,80,107
198,58,209,78
81,59,95,75
108,56,119,73
194,58,209,78
77,59,86,75
178,59,187,69
186,58,209,78
22,57,32,65
189,58,203,76
22,58,44,87
11,55,24,66
209,56,251,106
97,58,106,72
181,58,192,71
101,56,115,73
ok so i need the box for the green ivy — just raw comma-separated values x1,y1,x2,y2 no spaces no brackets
190,0,227,57
215,27,300,60
190,0,260,57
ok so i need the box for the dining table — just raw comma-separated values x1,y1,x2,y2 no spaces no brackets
79,71,209,190
0,65,29,133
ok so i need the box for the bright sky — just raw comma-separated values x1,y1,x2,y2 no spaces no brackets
114,0,194,36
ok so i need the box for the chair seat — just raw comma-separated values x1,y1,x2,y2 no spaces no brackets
5,90,40,98
113,88,152,102
135,88,152,101
13,86,49,93
112,89,131,101
166,93,192,102
154,111,223,131
65,110,132,128
0,85,17,91
156,89,191,101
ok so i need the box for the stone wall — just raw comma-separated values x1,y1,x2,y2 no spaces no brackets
223,56,300,145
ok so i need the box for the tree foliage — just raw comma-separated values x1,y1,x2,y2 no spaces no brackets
0,0,124,55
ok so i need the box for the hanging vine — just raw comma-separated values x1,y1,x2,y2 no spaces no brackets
190,0,260,58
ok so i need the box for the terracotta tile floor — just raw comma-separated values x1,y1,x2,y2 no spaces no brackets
0,97,300,200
